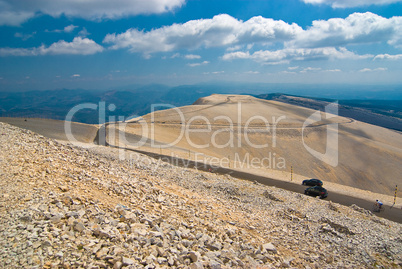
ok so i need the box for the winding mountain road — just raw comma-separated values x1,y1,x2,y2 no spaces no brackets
103,134,402,224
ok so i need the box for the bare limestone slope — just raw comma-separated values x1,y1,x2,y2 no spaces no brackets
122,94,402,196
0,122,401,268
0,117,98,143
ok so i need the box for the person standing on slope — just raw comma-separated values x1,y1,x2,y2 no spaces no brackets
375,199,383,211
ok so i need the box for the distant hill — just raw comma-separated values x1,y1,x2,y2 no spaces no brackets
257,93,402,132
0,85,230,124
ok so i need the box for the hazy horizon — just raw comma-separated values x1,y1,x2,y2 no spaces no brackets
2,81,402,100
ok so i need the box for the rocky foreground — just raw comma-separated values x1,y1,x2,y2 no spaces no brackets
0,122,401,269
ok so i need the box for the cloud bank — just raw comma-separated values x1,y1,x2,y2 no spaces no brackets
222,47,371,64
289,12,402,49
374,54,402,60
103,12,402,63
188,61,209,67
0,0,186,26
0,37,104,56
302,0,402,8
359,67,388,72
103,14,303,55
184,54,201,59
2,11,402,65
104,13,402,53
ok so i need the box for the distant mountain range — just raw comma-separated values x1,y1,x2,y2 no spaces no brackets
1,83,402,126
258,93,402,132
0,84,225,124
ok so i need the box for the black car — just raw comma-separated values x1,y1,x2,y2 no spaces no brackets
304,186,328,199
302,178,323,186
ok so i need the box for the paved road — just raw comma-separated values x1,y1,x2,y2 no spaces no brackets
110,144,402,224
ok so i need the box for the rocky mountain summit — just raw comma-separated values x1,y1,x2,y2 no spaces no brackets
0,122,401,268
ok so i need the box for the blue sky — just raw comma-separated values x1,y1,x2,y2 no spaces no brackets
0,0,402,91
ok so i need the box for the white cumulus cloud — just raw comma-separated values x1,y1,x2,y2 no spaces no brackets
14,32,36,41
44,37,104,55
184,54,201,59
188,61,209,67
226,45,243,52
302,0,402,8
103,14,302,55
0,37,104,56
359,67,388,72
47,24,79,33
78,28,90,37
289,12,402,49
301,67,322,73
64,25,78,33
0,0,185,26
103,12,402,60
222,47,371,64
203,71,224,75
244,71,260,74
373,54,402,60
0,10,33,26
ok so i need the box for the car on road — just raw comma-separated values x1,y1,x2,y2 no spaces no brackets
304,186,328,199
302,178,323,186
